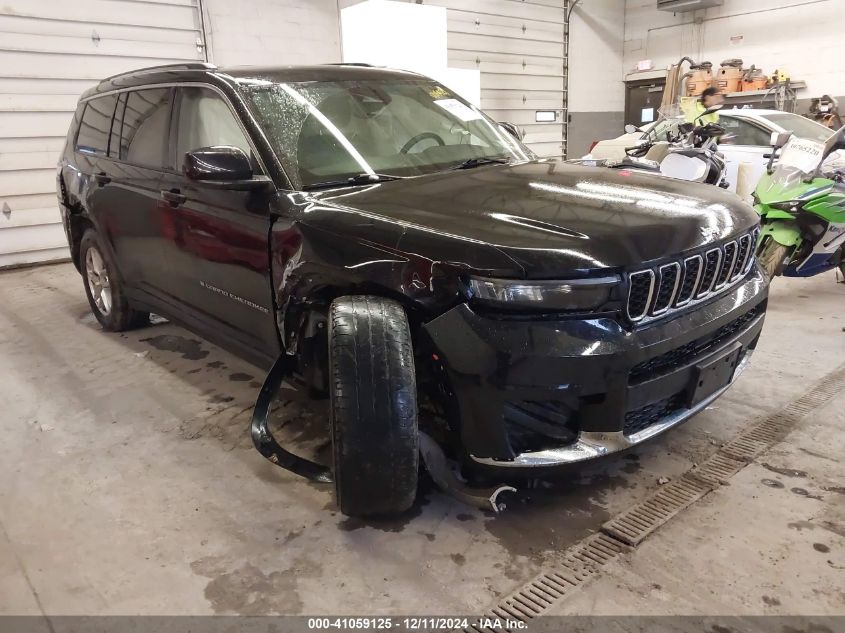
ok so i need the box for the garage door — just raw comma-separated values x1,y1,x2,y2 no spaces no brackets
426,0,568,158
0,0,205,268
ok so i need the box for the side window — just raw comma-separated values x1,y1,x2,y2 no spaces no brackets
76,95,118,156
174,87,255,170
719,117,771,146
116,88,173,168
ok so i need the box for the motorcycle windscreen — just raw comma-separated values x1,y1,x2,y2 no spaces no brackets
766,137,826,192
659,153,708,181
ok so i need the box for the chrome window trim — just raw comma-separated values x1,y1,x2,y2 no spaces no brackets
651,262,681,316
714,240,738,290
675,254,703,307
626,269,655,322
696,247,723,299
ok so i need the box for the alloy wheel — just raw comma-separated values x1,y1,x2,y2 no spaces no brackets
85,246,112,316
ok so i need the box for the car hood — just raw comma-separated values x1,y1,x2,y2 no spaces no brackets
310,159,758,279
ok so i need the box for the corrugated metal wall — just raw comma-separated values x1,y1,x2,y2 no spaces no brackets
1,0,570,267
0,0,205,268
426,0,568,158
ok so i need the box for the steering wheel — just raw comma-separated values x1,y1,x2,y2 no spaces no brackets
400,132,445,154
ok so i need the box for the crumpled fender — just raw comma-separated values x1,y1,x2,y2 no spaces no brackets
760,220,802,247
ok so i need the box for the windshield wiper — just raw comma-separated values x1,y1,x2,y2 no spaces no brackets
302,173,403,191
450,157,511,170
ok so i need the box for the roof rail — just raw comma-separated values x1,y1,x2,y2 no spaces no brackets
101,62,217,83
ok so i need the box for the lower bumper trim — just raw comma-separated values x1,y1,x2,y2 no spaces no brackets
470,350,753,468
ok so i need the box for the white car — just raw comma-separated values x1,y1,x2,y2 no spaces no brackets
588,109,838,200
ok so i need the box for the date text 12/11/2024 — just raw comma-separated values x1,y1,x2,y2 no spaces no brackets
306,617,527,630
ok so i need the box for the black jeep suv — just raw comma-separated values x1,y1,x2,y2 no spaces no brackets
57,63,768,516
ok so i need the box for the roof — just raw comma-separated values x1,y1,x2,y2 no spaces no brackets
79,62,425,101
720,108,786,117
223,64,422,83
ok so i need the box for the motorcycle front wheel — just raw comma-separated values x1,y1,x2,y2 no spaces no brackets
757,239,792,278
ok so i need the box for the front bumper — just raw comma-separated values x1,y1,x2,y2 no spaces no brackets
423,267,768,473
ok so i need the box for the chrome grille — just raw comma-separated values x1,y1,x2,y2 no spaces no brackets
715,240,737,289
626,229,758,324
652,263,680,315
698,248,721,298
734,233,753,279
627,270,654,321
675,255,702,306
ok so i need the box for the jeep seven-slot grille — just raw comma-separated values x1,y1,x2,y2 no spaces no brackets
626,229,757,324
676,256,702,306
715,241,738,288
698,249,721,297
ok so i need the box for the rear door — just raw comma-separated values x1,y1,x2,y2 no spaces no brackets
77,89,172,294
82,87,175,299
160,85,280,359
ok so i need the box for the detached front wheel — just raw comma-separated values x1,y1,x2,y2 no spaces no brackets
329,296,419,516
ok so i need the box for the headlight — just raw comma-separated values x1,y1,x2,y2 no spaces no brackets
768,201,801,213
466,275,619,311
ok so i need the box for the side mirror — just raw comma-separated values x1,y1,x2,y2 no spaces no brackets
765,132,792,174
624,124,640,134
770,131,792,148
183,146,270,190
499,122,524,141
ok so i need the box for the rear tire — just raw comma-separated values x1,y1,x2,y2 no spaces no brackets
757,238,792,279
329,296,419,516
80,229,149,331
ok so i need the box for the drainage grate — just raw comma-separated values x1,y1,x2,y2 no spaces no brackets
601,475,710,546
464,533,628,631
688,453,747,486
472,363,845,624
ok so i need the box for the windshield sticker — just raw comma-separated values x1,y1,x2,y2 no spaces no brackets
779,137,825,173
429,86,450,99
435,98,482,122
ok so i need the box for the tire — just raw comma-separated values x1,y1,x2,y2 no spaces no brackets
79,229,149,331
757,239,792,279
329,295,419,516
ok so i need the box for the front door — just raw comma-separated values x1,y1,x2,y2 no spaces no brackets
160,86,280,360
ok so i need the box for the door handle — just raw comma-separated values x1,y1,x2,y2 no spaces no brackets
160,189,186,207
94,172,111,185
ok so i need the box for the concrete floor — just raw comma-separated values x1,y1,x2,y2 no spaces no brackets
0,263,842,616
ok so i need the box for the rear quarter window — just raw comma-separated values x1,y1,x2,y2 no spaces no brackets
76,95,118,156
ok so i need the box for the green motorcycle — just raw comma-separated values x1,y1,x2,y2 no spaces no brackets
754,126,845,278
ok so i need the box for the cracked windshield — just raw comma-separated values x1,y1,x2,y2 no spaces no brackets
242,78,532,189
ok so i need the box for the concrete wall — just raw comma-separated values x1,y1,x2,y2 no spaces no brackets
201,0,341,66
567,0,626,157
624,0,845,99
